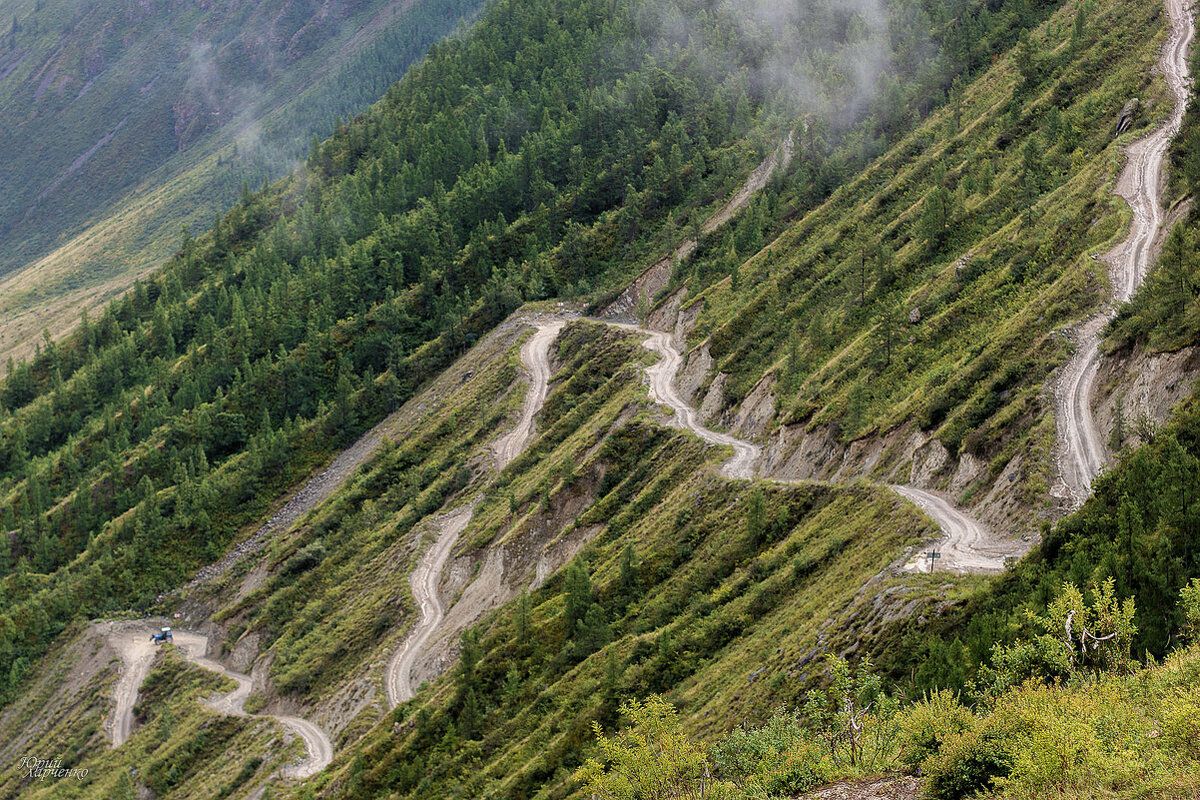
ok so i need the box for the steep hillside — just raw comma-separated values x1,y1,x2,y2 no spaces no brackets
655,0,1170,539
0,0,480,363
0,0,1025,706
0,0,1194,797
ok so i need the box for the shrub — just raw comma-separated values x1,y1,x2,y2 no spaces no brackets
711,709,831,795
1158,686,1200,763
757,742,830,795
1180,579,1200,640
895,689,975,772
803,655,898,770
990,683,1150,797
576,697,735,800
281,540,327,576
923,722,1011,800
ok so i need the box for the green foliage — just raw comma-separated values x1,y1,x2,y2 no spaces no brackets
1181,578,1200,640
0,0,786,702
923,720,1012,800
886,394,1200,697
688,0,1160,474
802,655,898,771
577,697,727,800
1027,578,1138,677
894,689,975,772
1109,223,1200,351
711,710,832,796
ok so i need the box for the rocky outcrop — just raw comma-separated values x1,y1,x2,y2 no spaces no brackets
698,373,728,423
677,341,714,404
598,252,683,321
1095,344,1200,451
732,374,777,439
1116,98,1141,134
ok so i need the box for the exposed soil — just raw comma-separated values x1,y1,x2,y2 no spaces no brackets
799,775,921,800
385,317,567,708
385,503,477,706
493,320,569,468
1055,0,1195,507
892,485,1011,573
109,628,156,747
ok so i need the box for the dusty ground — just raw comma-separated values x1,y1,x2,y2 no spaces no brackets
1055,0,1194,507
386,316,567,708
892,485,1012,573
799,775,921,800
385,503,477,706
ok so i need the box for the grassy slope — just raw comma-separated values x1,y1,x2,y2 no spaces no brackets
192,317,931,800
673,0,1165,518
25,313,928,800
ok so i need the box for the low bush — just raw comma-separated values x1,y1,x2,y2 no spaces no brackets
923,720,1011,800
711,710,831,795
894,689,975,773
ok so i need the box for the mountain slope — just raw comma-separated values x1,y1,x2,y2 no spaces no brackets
656,0,1171,542
0,0,481,364
0,0,1192,797
0,0,1007,705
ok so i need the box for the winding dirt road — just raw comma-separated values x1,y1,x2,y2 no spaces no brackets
385,504,476,706
109,631,155,747
890,486,1010,572
606,318,1011,570
382,143,801,703
1057,0,1194,507
604,322,762,479
172,632,333,781
386,319,565,707
493,321,568,469
107,627,333,781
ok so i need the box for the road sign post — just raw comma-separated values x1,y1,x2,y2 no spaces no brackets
925,550,941,572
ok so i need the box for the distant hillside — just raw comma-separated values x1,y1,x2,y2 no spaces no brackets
0,0,480,363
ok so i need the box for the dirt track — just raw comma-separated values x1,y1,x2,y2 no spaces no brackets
385,504,476,706
1056,0,1194,507
107,625,333,781
380,142,800,704
386,318,565,708
891,486,1011,573
601,321,761,479
606,316,1014,571
109,630,155,747
493,321,568,468
704,133,795,235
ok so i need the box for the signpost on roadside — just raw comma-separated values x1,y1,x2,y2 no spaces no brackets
926,550,941,573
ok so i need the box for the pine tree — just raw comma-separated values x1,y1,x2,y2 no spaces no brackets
616,542,642,611
919,187,951,251
563,559,594,638
576,603,610,657
514,590,531,646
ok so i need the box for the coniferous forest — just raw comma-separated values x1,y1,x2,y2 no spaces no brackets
3,0,1200,797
